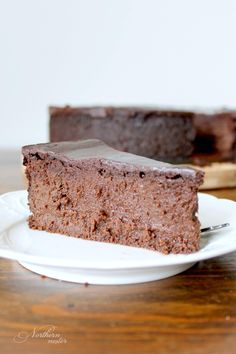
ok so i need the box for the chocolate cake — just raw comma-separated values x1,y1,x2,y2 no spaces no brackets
50,107,196,163
193,111,236,164
50,106,236,166
22,139,204,254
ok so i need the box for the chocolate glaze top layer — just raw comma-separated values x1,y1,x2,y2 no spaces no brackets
49,106,194,119
22,139,203,180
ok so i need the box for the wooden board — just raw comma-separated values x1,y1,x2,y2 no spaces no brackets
188,162,236,190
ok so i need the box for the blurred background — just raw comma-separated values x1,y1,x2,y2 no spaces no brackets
1,0,236,149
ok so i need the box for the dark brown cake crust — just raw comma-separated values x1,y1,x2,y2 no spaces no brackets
22,140,204,254
50,106,196,163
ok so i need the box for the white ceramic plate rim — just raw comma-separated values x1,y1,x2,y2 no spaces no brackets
0,190,236,270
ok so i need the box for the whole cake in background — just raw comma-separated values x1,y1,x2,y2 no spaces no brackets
49,106,236,189
22,139,204,254
50,106,195,163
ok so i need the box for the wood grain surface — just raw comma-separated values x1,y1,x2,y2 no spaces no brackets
0,150,236,354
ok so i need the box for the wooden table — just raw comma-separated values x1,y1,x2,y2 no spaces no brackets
0,150,236,354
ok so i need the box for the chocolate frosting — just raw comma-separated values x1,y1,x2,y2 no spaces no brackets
50,106,194,119
22,139,201,178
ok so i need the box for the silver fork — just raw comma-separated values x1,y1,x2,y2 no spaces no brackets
201,223,230,234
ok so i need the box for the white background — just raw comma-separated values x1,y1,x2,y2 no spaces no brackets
1,0,236,149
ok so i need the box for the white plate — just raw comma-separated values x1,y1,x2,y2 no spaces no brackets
0,190,236,285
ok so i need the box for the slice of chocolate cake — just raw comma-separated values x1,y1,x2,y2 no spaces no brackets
50,106,196,163
22,140,204,254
